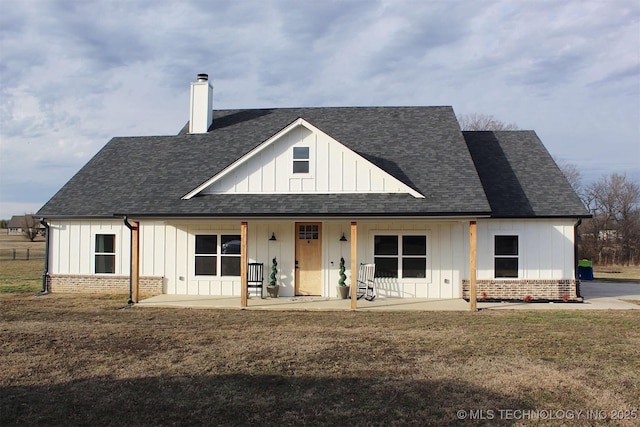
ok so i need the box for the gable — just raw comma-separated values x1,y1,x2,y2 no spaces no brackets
183,118,424,199
37,107,493,218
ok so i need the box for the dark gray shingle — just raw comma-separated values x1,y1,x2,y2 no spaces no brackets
37,107,587,219
463,131,589,218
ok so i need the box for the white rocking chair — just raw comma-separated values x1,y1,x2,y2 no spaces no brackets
356,263,376,301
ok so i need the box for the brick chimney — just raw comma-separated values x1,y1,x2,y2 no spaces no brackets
189,73,213,134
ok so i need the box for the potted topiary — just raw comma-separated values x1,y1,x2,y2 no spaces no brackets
336,257,349,299
267,257,279,298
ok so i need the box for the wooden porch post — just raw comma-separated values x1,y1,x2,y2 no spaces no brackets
350,221,358,310
131,221,140,303
469,220,477,311
240,221,248,308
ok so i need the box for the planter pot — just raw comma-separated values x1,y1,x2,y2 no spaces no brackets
337,286,349,299
267,285,280,298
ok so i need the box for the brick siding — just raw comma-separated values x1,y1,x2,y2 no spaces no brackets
462,279,581,302
47,274,163,296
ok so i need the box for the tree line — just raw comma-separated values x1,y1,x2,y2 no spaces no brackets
575,173,639,266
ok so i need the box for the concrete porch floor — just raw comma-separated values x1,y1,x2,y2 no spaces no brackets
135,282,640,311
135,295,472,311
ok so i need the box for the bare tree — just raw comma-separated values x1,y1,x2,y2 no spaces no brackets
555,159,583,197
21,214,39,242
457,113,519,131
580,174,640,265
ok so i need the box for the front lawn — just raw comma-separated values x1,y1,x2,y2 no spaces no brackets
1,293,638,426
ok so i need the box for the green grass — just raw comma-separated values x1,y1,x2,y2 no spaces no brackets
0,260,43,294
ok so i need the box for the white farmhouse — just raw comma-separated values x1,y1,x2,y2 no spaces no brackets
37,74,590,306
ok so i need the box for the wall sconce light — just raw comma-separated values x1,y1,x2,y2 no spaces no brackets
269,232,277,241
339,232,347,242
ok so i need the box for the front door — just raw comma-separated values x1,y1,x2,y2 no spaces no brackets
295,222,322,295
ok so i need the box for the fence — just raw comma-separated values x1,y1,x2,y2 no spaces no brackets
0,248,46,261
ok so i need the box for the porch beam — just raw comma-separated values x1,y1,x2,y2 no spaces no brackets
469,220,477,311
240,221,248,308
350,221,357,310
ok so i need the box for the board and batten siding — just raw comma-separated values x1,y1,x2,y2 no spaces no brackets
200,123,417,196
137,220,467,298
475,219,577,280
49,220,130,276
47,218,577,298
357,221,466,299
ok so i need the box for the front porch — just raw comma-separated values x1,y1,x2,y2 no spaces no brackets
135,294,471,311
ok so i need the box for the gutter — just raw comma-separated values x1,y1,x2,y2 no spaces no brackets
574,218,583,298
123,216,136,305
38,219,50,295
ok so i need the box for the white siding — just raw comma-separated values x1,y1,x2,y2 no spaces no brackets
359,221,466,298
199,122,420,197
475,219,576,280
48,218,577,299
49,220,129,276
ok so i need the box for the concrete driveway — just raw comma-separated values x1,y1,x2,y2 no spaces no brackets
578,281,640,309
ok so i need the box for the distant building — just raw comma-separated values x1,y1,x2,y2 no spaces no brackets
5,215,43,235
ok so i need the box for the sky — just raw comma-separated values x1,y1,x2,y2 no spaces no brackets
0,0,638,220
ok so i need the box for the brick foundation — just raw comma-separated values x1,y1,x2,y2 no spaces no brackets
47,274,164,296
462,279,582,302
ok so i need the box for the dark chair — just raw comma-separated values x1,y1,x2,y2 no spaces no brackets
356,263,376,301
247,263,264,298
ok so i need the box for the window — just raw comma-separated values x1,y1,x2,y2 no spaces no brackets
293,146,309,173
494,235,518,278
298,224,319,240
195,235,217,275
95,234,115,274
374,235,427,278
220,235,241,276
195,234,241,276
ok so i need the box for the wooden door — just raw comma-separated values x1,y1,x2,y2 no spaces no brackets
295,222,322,295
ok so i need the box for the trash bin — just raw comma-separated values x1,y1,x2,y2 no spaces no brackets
577,259,593,281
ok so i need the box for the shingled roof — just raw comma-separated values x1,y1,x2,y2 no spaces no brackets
464,131,589,218
36,107,588,219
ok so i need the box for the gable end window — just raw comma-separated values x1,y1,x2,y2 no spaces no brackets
293,146,310,174
494,235,519,278
95,234,115,274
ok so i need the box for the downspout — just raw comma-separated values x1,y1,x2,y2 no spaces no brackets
574,218,583,298
123,216,135,305
39,219,50,295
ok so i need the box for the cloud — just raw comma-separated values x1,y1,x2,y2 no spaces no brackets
0,0,638,214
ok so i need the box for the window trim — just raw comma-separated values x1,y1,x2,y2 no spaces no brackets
94,233,116,275
195,234,218,276
292,145,312,176
192,233,241,278
492,233,521,279
372,231,431,281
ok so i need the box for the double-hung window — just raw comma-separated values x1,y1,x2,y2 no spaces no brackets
494,235,519,278
95,234,115,274
374,234,427,278
195,234,241,276
195,235,217,276
293,146,310,174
